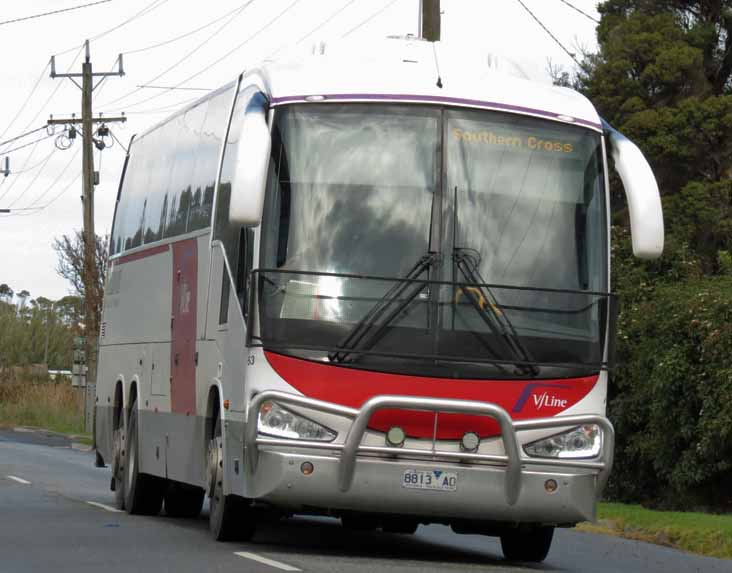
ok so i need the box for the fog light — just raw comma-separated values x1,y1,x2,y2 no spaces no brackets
300,461,314,475
461,431,480,452
544,479,558,494
386,426,406,447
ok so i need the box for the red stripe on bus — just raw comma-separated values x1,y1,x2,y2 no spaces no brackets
264,351,598,439
116,244,169,265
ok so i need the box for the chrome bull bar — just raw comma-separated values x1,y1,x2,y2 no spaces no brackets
245,391,615,507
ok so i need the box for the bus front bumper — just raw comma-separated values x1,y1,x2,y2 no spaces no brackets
243,391,614,525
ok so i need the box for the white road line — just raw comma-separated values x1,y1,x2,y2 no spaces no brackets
86,501,124,513
234,552,301,571
6,475,31,485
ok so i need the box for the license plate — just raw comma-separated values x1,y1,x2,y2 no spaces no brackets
402,469,457,492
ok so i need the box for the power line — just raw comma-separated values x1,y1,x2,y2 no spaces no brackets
0,63,50,143
136,85,212,91
1,148,57,175
6,148,60,208
341,0,399,38
124,2,251,55
0,133,57,156
123,0,300,111
0,126,48,150
269,0,358,58
0,141,43,203
556,0,599,24
0,0,112,27
100,0,255,108
110,95,203,116
56,0,170,56
0,171,83,217
13,45,86,142
24,147,81,209
36,170,84,212
514,0,581,67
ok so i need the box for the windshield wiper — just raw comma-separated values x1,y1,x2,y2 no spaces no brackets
453,249,539,376
329,253,439,363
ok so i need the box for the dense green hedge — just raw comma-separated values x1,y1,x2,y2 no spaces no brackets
607,240,732,509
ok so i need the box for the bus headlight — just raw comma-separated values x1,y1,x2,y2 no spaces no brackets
523,425,602,459
258,401,337,442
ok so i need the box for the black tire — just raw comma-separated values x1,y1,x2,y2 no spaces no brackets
208,415,255,541
123,401,165,515
382,518,419,534
341,515,379,531
112,409,126,510
164,483,205,518
500,526,555,563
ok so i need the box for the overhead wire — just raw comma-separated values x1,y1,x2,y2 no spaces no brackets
515,0,582,67
122,0,301,111
0,126,48,150
0,63,51,143
124,1,252,55
6,148,60,208
268,0,358,58
556,0,600,24
0,133,57,156
55,0,171,56
341,0,399,38
100,0,256,108
1,147,57,176
0,0,112,27
0,141,43,203
18,45,85,139
0,171,83,217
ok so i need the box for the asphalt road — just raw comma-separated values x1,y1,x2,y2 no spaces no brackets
0,428,729,573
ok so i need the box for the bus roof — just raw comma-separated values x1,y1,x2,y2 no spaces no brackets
137,38,602,143
254,38,602,132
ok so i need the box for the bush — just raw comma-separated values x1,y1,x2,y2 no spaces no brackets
0,379,85,435
607,274,732,510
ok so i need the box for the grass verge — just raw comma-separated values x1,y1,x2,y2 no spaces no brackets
578,502,732,560
0,379,86,436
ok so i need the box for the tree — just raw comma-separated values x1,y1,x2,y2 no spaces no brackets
52,231,108,334
0,284,13,302
575,1,732,509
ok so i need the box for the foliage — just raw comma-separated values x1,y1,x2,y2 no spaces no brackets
572,1,732,509
0,287,82,371
579,502,732,559
51,231,108,336
0,379,84,435
608,274,732,509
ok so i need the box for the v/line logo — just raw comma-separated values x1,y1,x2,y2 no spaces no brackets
512,382,573,413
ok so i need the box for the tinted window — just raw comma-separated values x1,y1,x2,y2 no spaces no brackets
189,90,231,230
165,102,208,238
110,85,236,255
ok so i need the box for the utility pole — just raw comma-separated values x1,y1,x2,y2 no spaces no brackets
2,157,8,177
48,40,126,435
420,0,441,41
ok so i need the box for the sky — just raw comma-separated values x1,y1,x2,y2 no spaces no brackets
0,0,600,301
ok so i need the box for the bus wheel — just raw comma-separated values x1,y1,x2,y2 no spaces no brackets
164,483,205,518
112,421,125,510
207,416,255,541
341,515,379,531
382,518,419,534
123,400,165,515
499,526,554,563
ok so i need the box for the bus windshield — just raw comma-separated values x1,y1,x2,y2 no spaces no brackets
256,104,609,379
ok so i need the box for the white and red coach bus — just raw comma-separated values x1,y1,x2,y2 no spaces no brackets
95,39,663,562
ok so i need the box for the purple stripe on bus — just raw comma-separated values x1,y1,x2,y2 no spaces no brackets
270,93,603,130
